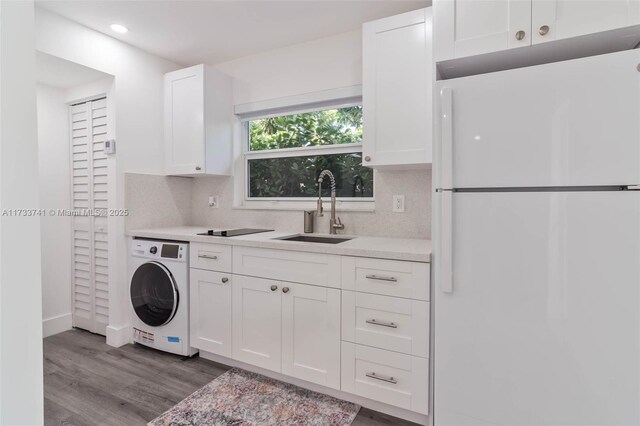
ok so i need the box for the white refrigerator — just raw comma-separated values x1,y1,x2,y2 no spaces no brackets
434,49,640,426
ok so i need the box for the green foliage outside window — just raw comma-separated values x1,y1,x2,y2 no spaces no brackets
249,107,363,150
247,107,374,199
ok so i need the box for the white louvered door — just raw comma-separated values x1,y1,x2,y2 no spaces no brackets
70,98,109,335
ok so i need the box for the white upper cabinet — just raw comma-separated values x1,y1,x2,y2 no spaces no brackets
362,8,433,169
164,64,232,176
532,0,640,44
435,0,640,62
434,0,531,61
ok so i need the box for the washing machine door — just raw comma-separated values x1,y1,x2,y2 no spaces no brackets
130,261,179,327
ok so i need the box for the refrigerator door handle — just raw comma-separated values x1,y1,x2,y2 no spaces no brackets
440,88,453,189
441,190,454,293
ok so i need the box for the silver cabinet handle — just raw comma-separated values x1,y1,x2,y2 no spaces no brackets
282,287,290,293
538,25,550,36
515,30,526,40
364,156,371,162
366,319,397,329
365,274,397,282
270,285,278,291
221,277,229,283
198,254,218,260
195,166,202,171
366,372,397,384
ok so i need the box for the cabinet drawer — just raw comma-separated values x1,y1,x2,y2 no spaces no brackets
341,342,429,414
190,242,232,272
233,247,341,288
341,257,430,300
342,291,429,358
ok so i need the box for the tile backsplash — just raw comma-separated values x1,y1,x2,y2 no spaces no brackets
126,169,431,239
125,173,193,230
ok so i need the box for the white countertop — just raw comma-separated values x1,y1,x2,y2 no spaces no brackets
126,226,431,263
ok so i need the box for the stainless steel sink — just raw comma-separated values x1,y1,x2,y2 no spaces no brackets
276,235,352,244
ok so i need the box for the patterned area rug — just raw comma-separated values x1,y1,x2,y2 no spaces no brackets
148,368,360,426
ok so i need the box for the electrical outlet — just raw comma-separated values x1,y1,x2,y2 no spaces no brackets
393,195,405,213
208,195,219,208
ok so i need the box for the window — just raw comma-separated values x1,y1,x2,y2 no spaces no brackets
243,106,374,205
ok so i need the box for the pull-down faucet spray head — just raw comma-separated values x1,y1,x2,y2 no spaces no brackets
317,170,336,217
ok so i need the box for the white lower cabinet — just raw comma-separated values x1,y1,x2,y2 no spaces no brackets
282,283,341,389
190,242,232,272
341,342,429,415
232,275,282,372
190,242,431,416
233,246,341,288
231,275,342,389
189,268,232,357
342,290,429,358
342,256,430,301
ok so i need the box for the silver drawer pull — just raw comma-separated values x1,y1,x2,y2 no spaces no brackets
366,319,397,329
366,372,397,384
198,254,218,260
365,274,397,282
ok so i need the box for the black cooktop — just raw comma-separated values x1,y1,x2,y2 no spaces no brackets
197,228,273,237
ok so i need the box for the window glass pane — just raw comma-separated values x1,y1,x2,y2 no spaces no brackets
249,106,362,151
248,152,373,198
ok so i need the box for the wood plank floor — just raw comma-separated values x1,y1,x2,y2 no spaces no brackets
44,329,420,426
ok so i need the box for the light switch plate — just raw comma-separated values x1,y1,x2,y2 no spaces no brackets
104,139,116,155
393,195,405,213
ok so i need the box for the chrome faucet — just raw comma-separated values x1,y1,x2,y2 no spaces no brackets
316,170,345,235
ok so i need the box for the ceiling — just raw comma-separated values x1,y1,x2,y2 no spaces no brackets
36,0,428,66
36,51,111,89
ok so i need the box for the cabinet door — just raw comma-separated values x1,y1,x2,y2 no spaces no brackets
189,268,232,357
362,8,432,169
434,0,532,61
281,283,341,389
164,64,205,175
532,0,640,44
232,275,282,372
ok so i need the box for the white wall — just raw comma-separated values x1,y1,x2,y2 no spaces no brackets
37,84,72,337
207,29,432,238
0,1,44,424
126,29,431,238
35,8,181,346
216,30,363,104
126,169,431,239
124,173,193,230
37,78,114,338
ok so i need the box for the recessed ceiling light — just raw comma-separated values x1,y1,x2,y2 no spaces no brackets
110,24,128,34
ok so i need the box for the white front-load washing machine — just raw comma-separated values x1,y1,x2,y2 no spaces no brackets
129,239,196,356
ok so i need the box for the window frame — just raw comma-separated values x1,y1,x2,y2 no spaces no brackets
235,99,375,212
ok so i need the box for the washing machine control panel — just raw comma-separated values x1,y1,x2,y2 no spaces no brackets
131,239,188,261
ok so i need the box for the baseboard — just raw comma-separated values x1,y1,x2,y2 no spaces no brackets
199,350,429,425
42,313,73,337
106,324,132,347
